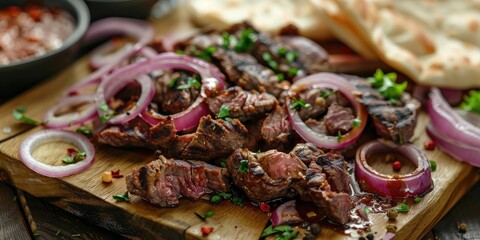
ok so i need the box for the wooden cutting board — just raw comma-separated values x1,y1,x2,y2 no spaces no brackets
0,6,479,240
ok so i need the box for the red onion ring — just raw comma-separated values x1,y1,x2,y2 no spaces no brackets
427,88,480,149
19,130,95,178
43,94,98,129
426,123,480,167
355,140,433,198
270,200,304,227
65,18,154,96
89,40,134,70
287,73,367,150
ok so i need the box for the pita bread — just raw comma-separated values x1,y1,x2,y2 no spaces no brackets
311,0,480,89
186,0,333,41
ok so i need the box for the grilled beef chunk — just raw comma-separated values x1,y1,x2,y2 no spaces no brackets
154,71,200,115
126,156,229,207
226,148,306,202
316,153,351,194
298,160,353,225
290,143,324,165
297,87,332,121
206,86,277,122
324,103,355,135
278,35,329,74
305,119,328,135
95,117,153,148
260,105,293,150
344,74,417,142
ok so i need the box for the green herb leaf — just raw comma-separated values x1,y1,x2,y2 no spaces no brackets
364,207,370,215
168,77,179,89
231,195,244,207
430,160,437,172
352,118,362,128
239,159,249,174
13,196,17,202
210,195,222,204
98,103,114,124
217,104,230,119
12,106,39,125
234,28,256,52
221,32,232,49
367,69,407,101
337,131,343,142
174,49,184,55
220,161,227,168
76,127,93,137
195,210,214,220
288,68,299,76
113,192,130,202
277,47,288,56
177,77,201,90
460,90,480,114
320,91,332,98
398,133,404,145
285,51,298,63
262,52,279,71
195,46,217,62
395,201,409,213
261,225,295,238
290,99,311,110
62,151,86,164
277,73,285,82
414,197,422,203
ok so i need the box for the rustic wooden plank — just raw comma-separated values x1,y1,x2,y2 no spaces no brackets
0,181,31,240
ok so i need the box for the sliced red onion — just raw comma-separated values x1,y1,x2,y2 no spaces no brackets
426,124,480,167
160,29,199,52
287,73,368,150
427,88,480,149
19,130,95,178
139,46,159,59
355,140,432,198
96,74,156,125
89,40,134,70
270,200,304,227
382,233,396,240
44,94,98,129
65,18,154,96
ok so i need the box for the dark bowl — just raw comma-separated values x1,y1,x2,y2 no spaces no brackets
84,0,156,22
0,0,90,101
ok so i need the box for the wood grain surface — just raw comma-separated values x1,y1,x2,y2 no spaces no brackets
0,5,479,240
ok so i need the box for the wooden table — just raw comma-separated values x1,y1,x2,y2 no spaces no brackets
1,5,480,240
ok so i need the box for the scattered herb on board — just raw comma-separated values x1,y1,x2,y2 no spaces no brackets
62,149,86,164
177,77,201,90
238,159,249,174
460,90,480,114
290,99,311,110
76,126,92,137
210,192,232,204
195,210,214,220
261,225,299,240
217,104,231,120
395,201,409,213
12,106,39,125
414,197,422,203
430,160,437,172
367,69,407,102
113,192,130,202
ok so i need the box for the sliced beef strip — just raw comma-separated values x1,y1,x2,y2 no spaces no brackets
206,86,277,122
296,87,334,120
126,155,229,207
316,153,351,194
154,71,200,115
278,35,329,75
290,143,324,165
324,103,355,135
343,74,417,142
260,105,293,150
226,148,306,202
95,117,153,148
297,160,353,225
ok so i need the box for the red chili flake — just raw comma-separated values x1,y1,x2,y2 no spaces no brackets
259,202,271,212
111,170,124,178
67,148,79,157
424,140,436,151
200,226,213,236
392,161,402,172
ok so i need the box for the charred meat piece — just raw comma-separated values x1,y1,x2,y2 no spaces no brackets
206,86,277,122
298,160,353,225
290,143,324,165
316,153,351,194
304,118,328,135
95,117,152,148
126,156,229,207
296,87,334,121
324,103,355,135
154,71,200,115
260,105,293,150
278,35,329,75
165,115,248,161
344,74,417,142
226,148,306,202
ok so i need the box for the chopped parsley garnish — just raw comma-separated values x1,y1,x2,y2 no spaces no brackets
277,47,288,56
76,126,92,137
195,46,217,62
277,73,285,82
367,69,407,101
217,104,230,120
234,28,256,52
290,99,311,110
113,192,130,202
395,201,409,213
98,103,114,124
320,90,333,98
168,77,179,89
398,133,404,145
220,161,227,168
231,195,244,207
238,159,249,174
195,210,214,220
352,118,362,127
221,32,233,49
285,51,298,63
460,90,480,114
430,160,437,172
262,52,279,71
174,49,185,55
364,207,370,215
337,131,343,142
414,197,422,203
210,192,232,204
261,225,298,240
177,77,201,90
62,150,86,164
288,68,299,76
12,106,39,125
